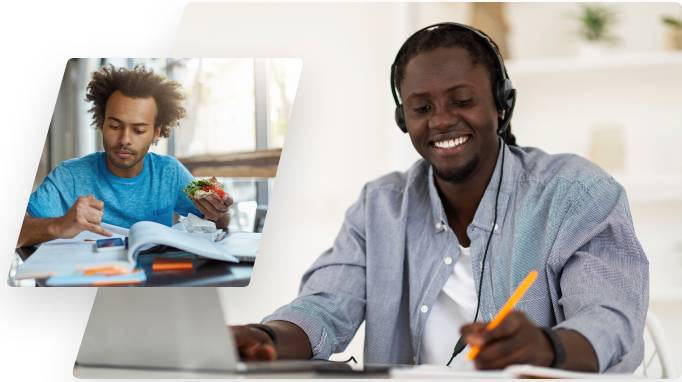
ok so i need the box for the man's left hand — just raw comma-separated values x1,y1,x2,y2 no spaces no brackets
190,194,233,230
461,311,554,370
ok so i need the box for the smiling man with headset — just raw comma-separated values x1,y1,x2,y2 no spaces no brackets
233,23,649,373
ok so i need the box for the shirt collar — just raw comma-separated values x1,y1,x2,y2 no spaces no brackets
99,151,149,185
427,137,517,235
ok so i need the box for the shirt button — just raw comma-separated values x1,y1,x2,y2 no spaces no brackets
494,223,499,230
421,305,429,313
435,222,442,230
444,257,452,265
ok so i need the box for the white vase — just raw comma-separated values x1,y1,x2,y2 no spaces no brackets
665,29,682,50
577,41,608,59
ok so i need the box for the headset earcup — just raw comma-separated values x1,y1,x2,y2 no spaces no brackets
499,79,513,108
395,106,407,133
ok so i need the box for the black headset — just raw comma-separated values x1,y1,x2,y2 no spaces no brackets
389,23,516,366
390,22,516,137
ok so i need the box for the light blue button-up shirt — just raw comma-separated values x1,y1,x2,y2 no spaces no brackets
263,141,649,373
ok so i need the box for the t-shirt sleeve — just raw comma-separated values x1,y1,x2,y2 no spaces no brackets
173,160,202,217
26,163,76,218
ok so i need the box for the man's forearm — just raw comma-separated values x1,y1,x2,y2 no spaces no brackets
265,321,313,360
556,329,599,372
17,215,62,248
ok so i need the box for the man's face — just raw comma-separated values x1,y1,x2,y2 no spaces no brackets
400,47,501,182
101,90,161,177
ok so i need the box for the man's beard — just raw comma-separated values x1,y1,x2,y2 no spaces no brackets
102,138,151,170
432,155,480,183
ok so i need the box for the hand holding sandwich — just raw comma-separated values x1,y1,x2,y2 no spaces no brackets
182,177,233,230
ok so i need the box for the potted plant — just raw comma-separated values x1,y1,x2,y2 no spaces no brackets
662,16,682,50
571,3,620,58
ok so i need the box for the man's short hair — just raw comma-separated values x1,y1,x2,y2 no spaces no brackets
85,64,186,139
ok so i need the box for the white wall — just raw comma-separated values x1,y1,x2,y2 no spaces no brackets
507,2,682,59
173,3,404,363
172,2,682,370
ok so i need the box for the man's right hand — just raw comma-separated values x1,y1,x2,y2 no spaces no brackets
232,325,278,360
54,195,112,239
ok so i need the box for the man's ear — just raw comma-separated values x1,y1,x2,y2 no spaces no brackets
153,126,162,143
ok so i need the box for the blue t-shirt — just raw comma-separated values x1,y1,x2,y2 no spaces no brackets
27,152,201,229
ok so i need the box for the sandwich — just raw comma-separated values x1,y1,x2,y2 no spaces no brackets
182,177,227,201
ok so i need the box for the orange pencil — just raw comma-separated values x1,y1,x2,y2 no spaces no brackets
467,269,538,360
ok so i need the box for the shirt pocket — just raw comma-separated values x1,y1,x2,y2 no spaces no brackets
152,205,173,226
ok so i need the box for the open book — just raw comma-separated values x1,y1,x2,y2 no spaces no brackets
15,221,239,280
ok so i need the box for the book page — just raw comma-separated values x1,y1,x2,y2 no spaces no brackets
15,243,131,279
128,221,238,263
503,365,632,379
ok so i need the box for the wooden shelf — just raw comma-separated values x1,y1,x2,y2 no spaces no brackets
192,166,277,179
177,149,280,178
506,51,682,76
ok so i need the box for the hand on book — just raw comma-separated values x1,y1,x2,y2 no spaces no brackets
461,311,554,370
55,195,113,239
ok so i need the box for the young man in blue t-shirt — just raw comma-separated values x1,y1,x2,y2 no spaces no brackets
17,64,232,248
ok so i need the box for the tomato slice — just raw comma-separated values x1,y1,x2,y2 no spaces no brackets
200,186,226,200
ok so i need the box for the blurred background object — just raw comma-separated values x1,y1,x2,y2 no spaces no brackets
35,58,302,233
570,3,621,58
662,15,682,50
470,2,511,58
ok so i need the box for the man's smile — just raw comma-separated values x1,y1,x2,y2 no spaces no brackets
431,134,470,155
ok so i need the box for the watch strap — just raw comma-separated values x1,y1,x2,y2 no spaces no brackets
540,327,566,369
245,324,278,347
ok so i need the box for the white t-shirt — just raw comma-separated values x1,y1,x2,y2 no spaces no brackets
418,245,479,369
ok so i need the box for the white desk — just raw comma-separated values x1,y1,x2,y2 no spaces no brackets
73,364,629,379
72,365,497,379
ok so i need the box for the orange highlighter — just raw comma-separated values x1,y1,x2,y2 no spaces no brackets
467,269,538,361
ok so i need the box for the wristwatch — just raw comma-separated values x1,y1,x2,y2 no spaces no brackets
245,324,279,347
540,327,566,369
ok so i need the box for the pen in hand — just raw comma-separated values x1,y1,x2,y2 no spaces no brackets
466,269,538,361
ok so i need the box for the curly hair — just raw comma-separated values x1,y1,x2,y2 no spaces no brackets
393,25,516,146
85,64,186,139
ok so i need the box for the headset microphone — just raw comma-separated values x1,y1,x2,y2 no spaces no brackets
389,23,514,366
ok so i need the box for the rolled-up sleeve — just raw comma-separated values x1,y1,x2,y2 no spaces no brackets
262,186,369,359
550,177,648,373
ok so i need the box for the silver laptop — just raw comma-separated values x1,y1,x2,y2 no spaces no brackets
75,288,384,375
219,232,260,262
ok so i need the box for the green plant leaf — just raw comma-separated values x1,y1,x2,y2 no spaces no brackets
662,16,682,29
571,3,620,44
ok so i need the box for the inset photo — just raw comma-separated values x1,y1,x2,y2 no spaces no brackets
9,58,302,287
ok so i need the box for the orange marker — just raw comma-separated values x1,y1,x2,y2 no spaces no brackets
467,269,538,361
82,266,128,276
